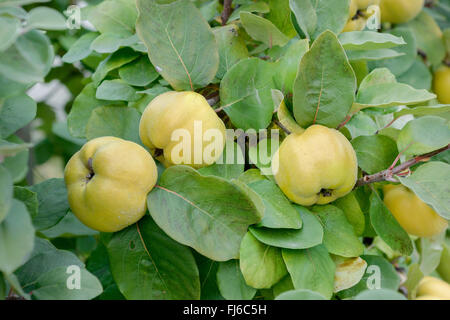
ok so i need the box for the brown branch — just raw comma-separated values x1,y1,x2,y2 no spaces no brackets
336,114,353,130
273,119,292,135
354,144,450,188
221,0,233,26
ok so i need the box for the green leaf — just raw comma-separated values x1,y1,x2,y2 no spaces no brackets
148,166,262,261
0,199,34,274
136,0,219,90
369,191,413,255
265,0,296,38
351,135,398,174
13,186,38,219
0,139,31,157
404,11,446,68
90,33,138,54
26,7,67,30
346,48,404,62
282,244,335,299
0,94,36,138
228,2,270,22
240,12,290,47
0,30,54,84
40,211,98,239
293,30,356,128
368,28,417,76
119,55,159,86
213,25,249,79
397,58,432,91
198,141,245,180
248,137,279,178
275,289,326,300
337,254,401,299
220,58,276,130
62,32,99,63
345,112,378,139
398,161,450,220
249,205,323,250
334,191,366,236
273,39,309,94
108,216,200,300
28,178,69,231
239,232,287,289
339,31,406,51
419,232,445,275
88,0,137,36
2,135,29,183
397,116,450,158
0,16,20,51
312,205,364,258
216,260,256,300
289,0,349,40
67,83,120,138
0,165,12,223
248,179,302,229
354,288,406,300
194,253,223,300
92,47,140,86
16,237,102,300
96,80,140,102
85,106,141,144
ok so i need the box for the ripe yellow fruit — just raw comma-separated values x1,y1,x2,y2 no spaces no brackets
416,276,450,300
383,184,448,238
343,18,367,33
272,125,358,206
343,0,380,32
356,0,380,10
433,65,450,104
415,295,443,300
380,0,424,24
64,137,157,232
139,91,226,169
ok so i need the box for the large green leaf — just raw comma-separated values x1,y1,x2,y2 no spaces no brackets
289,0,349,39
239,232,287,289
198,141,245,180
88,0,137,36
249,205,323,250
333,191,365,236
220,58,276,130
213,25,249,79
108,216,200,300
293,30,356,128
282,244,335,299
248,179,301,229
2,135,29,183
0,30,53,84
351,135,398,174
136,0,219,90
119,55,159,87
398,162,450,220
265,0,296,37
26,7,67,30
0,16,20,51
148,166,262,261
0,165,12,223
312,205,364,258
338,31,406,51
369,191,413,255
95,80,140,102
85,106,141,144
0,200,34,274
240,12,290,47
62,32,99,63
0,94,36,139
28,178,69,231
397,116,450,158
15,237,102,300
216,260,256,300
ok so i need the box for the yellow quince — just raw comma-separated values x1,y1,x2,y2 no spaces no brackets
433,65,450,104
139,91,226,169
272,125,358,206
64,136,157,232
383,184,448,238
380,0,424,24
415,276,450,300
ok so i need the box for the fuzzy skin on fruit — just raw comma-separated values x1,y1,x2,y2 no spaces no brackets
64,136,158,232
383,184,448,238
380,0,424,24
139,91,226,169
416,276,450,300
272,125,358,206
433,65,450,104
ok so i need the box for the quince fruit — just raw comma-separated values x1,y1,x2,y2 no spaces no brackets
380,0,424,24
139,91,226,169
383,184,448,238
433,65,450,104
64,136,157,232
343,0,380,32
272,125,358,206
416,276,450,300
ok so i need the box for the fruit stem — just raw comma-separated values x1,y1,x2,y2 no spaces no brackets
86,157,95,180
354,144,450,188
